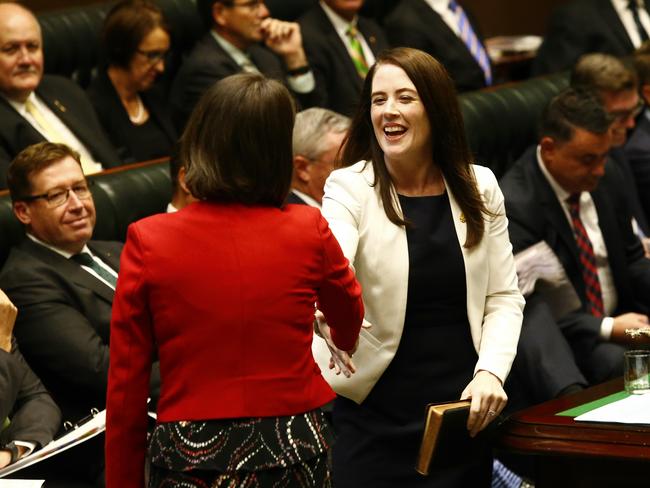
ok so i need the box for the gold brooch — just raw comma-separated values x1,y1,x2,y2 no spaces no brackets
459,213,466,223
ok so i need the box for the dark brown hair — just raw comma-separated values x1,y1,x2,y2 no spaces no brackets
342,47,490,248
181,73,295,206
8,142,81,201
102,0,169,68
539,88,613,143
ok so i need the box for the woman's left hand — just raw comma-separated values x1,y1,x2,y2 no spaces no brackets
460,370,507,438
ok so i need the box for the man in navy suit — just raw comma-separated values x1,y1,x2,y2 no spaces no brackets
0,3,121,188
298,0,389,116
501,89,650,406
170,0,317,129
571,53,650,240
289,108,349,207
534,0,650,75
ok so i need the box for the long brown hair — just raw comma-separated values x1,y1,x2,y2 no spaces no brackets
342,47,491,248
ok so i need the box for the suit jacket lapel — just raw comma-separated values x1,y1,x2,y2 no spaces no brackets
35,84,93,151
21,239,115,304
0,97,46,150
599,0,635,50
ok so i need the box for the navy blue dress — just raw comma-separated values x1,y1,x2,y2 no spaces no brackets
332,193,492,487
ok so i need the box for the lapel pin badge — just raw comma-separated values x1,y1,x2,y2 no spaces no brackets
459,213,466,223
369,35,376,45
54,100,67,112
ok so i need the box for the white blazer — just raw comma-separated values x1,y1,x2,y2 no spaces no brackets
313,161,524,403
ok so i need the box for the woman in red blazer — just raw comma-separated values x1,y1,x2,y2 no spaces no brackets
105,73,364,488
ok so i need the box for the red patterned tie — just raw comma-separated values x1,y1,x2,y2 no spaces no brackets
567,194,604,317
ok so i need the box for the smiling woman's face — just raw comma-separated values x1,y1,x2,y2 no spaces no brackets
370,63,432,167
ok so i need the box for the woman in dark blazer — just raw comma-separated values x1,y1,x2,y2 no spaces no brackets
105,73,364,488
87,0,176,163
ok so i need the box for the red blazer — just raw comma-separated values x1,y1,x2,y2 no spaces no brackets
105,202,364,487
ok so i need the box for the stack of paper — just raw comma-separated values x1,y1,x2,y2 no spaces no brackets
575,394,650,424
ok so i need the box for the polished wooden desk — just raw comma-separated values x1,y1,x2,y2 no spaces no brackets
498,379,650,487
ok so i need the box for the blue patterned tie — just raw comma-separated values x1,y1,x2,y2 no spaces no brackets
71,252,117,288
448,1,492,85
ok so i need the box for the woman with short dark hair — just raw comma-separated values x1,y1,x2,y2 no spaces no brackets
313,47,524,486
105,73,364,488
87,0,176,163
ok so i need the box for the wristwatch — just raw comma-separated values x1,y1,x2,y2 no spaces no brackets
2,441,19,464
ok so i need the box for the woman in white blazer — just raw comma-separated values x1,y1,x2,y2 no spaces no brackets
312,48,524,487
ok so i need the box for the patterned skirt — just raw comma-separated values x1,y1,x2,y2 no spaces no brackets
148,408,332,488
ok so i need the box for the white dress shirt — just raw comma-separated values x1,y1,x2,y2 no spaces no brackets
424,0,462,36
611,0,650,48
211,30,315,94
319,1,376,67
5,93,101,174
537,146,616,339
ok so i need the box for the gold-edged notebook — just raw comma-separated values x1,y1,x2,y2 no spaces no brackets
415,399,472,475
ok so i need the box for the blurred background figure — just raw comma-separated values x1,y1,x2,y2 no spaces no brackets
289,107,350,207
571,53,650,241
106,73,364,488
384,0,492,92
626,42,650,228
298,0,389,116
534,0,650,76
170,0,317,129
88,0,177,164
313,47,523,487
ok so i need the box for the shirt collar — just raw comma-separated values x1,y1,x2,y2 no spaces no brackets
26,233,91,260
320,1,359,36
424,0,451,15
4,91,38,117
211,30,253,69
291,189,321,208
536,144,573,203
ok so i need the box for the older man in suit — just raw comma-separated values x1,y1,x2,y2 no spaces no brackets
289,108,350,207
298,1,389,116
170,0,317,129
0,3,121,189
501,89,650,406
534,0,650,75
384,0,492,92
0,289,60,469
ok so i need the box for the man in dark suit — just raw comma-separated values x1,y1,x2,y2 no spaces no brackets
289,107,349,207
0,142,160,426
501,89,650,405
170,0,317,129
0,289,60,469
571,53,650,242
534,0,650,76
0,3,122,188
298,0,389,116
383,0,491,92
626,47,650,227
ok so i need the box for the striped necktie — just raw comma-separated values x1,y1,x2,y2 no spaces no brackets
70,252,117,288
567,194,604,317
346,23,369,78
629,0,650,43
448,1,492,85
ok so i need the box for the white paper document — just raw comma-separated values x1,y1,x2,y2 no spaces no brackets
0,410,105,478
514,241,581,319
0,481,44,487
574,393,650,424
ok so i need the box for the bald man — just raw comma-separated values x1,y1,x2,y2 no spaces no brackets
0,3,121,187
